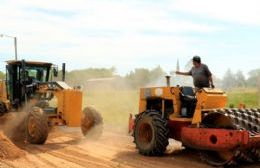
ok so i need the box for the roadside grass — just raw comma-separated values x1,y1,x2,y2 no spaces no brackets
226,88,259,108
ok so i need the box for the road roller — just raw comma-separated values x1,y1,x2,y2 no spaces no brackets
129,76,260,166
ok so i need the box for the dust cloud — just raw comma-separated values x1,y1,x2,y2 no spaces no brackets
0,104,32,160
145,75,193,88
83,77,138,133
0,101,36,146
0,131,25,160
83,75,192,134
0,112,27,145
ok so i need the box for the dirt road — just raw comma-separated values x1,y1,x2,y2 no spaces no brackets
0,125,259,168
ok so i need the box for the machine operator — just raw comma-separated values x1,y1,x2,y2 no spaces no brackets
176,56,215,89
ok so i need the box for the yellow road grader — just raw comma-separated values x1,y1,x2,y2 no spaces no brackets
0,60,102,144
129,76,260,166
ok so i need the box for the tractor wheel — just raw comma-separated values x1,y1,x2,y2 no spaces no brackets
25,107,48,144
134,110,169,156
81,106,103,137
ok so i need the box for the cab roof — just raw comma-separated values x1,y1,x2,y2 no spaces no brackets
6,60,52,67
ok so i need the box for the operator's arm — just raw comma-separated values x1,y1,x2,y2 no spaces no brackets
176,71,191,76
176,67,192,76
204,65,215,88
209,75,215,88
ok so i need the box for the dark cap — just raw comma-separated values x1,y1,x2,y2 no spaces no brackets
192,56,201,63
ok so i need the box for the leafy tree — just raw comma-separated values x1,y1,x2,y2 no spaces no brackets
222,69,236,89
150,66,166,81
125,68,150,88
125,66,166,88
65,67,116,86
235,70,246,87
247,69,260,87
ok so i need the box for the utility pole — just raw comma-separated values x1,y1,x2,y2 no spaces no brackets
14,37,17,60
0,34,18,60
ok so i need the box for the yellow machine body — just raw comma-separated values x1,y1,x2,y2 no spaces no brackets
139,86,227,125
37,81,83,127
133,80,260,166
0,60,83,127
53,89,82,127
0,80,11,111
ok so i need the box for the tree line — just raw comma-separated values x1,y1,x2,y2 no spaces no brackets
222,69,260,89
65,67,260,89
0,67,260,90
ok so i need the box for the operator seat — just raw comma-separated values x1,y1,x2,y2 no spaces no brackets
180,86,197,118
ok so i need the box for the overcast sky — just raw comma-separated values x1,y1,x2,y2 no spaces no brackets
0,0,260,78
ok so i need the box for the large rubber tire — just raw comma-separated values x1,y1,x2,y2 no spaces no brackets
81,106,103,137
25,107,48,144
134,110,169,156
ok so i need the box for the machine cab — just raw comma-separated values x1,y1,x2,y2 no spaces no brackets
5,60,53,106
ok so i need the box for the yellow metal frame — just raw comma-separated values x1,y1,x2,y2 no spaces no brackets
0,80,11,110
138,86,227,125
0,79,83,127
0,60,83,128
38,84,83,127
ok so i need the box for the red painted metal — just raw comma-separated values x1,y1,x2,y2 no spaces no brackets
130,114,260,150
180,127,254,151
168,120,191,141
249,134,260,148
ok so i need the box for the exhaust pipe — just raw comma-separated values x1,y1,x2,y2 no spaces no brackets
165,75,171,87
62,63,66,81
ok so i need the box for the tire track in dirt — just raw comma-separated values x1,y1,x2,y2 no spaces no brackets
1,126,260,168
0,161,15,168
59,128,211,168
30,155,59,168
26,145,109,168
77,142,199,168
35,129,181,168
41,135,134,168
71,131,208,168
